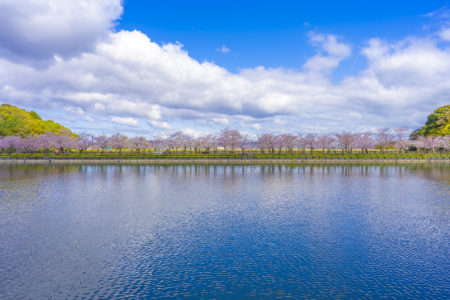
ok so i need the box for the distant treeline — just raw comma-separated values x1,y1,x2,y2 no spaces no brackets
0,128,449,155
0,104,449,154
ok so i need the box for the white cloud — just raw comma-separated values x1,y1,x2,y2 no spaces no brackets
64,106,85,115
250,123,262,130
110,116,139,127
217,45,230,53
181,128,203,138
0,0,122,61
0,1,449,136
212,117,230,126
149,120,172,130
304,32,351,74
440,28,450,41
308,32,351,57
359,37,450,89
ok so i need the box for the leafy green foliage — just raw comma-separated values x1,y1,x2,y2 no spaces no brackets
0,104,74,137
415,105,450,137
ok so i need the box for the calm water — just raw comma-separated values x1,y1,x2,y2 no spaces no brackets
0,164,449,299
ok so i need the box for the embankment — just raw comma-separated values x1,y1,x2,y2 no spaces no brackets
0,158,449,164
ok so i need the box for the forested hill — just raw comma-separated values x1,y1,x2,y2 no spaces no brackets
418,105,450,136
0,104,73,137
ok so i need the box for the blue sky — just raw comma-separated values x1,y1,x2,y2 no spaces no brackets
0,0,449,137
119,1,445,73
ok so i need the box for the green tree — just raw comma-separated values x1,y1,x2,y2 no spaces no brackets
412,105,450,138
0,104,74,137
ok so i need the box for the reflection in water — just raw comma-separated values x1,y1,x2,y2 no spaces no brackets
0,164,81,181
1,163,448,183
0,164,449,299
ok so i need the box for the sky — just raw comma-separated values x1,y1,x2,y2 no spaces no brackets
0,0,449,138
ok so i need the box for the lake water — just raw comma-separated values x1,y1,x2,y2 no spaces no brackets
0,164,449,299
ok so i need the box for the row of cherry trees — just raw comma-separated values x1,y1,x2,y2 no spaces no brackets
0,128,449,154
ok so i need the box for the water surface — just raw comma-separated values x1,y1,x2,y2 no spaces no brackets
0,164,449,298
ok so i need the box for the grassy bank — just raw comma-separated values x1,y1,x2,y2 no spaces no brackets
1,158,449,165
1,151,449,161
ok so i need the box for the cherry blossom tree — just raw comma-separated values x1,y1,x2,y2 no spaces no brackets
0,124,448,156
22,136,39,152
191,137,202,153
257,133,277,153
255,134,268,153
394,127,410,142
303,133,317,152
198,134,217,153
53,133,76,154
278,134,297,154
150,134,166,152
110,133,129,153
336,132,356,153
165,133,177,153
442,136,450,151
229,130,243,151
415,136,447,152
218,128,242,151
94,135,110,152
166,131,190,153
77,133,94,153
316,133,336,152
11,136,27,153
129,136,149,153
296,133,306,153
0,136,21,153
394,139,413,153
354,132,374,153
36,133,57,153
237,133,250,154
376,128,394,152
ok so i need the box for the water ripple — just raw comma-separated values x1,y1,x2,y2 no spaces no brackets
0,164,448,299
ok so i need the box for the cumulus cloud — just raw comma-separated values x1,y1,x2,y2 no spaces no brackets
361,37,450,87
0,1,449,136
148,120,171,130
304,32,351,74
110,116,139,127
0,0,122,61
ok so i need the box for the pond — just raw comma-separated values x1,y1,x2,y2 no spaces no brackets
0,164,449,298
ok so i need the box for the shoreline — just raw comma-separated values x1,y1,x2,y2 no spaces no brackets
0,158,449,164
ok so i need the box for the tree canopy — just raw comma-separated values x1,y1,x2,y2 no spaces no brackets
0,104,73,137
412,105,450,138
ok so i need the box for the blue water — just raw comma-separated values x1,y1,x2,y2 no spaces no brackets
0,164,449,298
